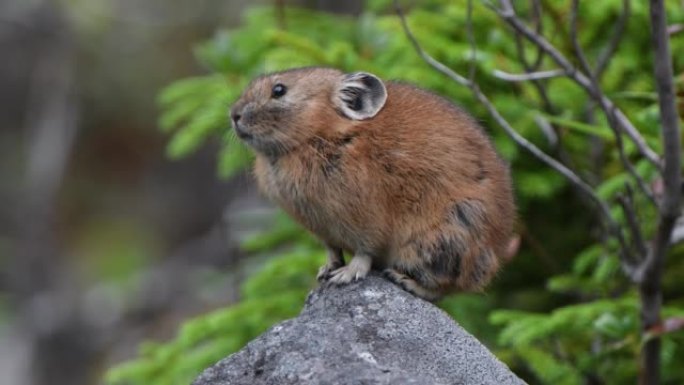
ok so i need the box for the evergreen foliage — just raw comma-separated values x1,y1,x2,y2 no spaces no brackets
106,1,684,384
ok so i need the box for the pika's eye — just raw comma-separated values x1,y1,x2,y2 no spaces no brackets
271,83,287,99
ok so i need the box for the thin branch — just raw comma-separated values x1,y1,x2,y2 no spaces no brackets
617,184,648,259
466,0,477,82
511,1,556,112
668,23,684,36
394,0,629,256
533,114,558,147
569,0,594,80
637,1,683,383
528,0,545,69
511,0,546,71
569,0,653,205
637,0,684,286
394,4,469,87
575,0,627,182
492,68,565,81
493,0,662,170
595,0,631,78
509,0,574,169
607,114,658,206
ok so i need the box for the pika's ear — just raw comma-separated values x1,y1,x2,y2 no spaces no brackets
334,72,387,120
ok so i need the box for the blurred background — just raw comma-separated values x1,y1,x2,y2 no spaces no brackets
1,1,683,385
0,2,368,385
1,1,261,384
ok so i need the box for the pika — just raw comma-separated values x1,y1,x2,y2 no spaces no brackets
230,67,515,301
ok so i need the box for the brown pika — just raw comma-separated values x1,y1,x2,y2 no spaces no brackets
230,67,515,301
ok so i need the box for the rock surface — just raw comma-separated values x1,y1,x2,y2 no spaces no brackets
193,273,524,385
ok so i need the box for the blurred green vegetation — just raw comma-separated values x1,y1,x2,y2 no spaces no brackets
106,1,684,384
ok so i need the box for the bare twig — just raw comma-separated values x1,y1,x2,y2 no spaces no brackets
569,0,594,80
510,1,556,113
637,1,683,383
492,68,565,81
528,0,545,69
393,0,629,256
394,4,469,87
569,0,654,206
466,0,477,82
668,23,684,36
533,114,558,147
511,0,546,71
493,0,662,170
595,0,631,78
617,184,648,259
607,117,658,206
508,0,575,169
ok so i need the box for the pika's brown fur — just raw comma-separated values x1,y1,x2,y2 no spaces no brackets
230,67,515,301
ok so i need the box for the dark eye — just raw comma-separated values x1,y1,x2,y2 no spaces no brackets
271,83,287,98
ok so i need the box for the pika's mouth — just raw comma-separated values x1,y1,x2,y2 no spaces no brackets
233,124,253,141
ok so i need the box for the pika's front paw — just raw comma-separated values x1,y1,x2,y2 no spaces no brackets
317,260,344,282
328,254,371,284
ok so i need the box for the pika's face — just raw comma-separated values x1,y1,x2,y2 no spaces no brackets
230,67,387,157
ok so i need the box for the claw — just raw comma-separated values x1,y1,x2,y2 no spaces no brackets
317,261,343,282
327,254,371,285
318,246,345,282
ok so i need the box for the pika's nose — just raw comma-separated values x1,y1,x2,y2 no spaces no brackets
231,111,241,125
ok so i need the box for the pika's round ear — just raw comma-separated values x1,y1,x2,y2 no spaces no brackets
333,72,387,120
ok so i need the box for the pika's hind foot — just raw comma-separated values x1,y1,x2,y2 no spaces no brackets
383,268,441,301
328,254,371,284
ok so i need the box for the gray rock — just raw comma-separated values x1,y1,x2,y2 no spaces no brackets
193,273,525,385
